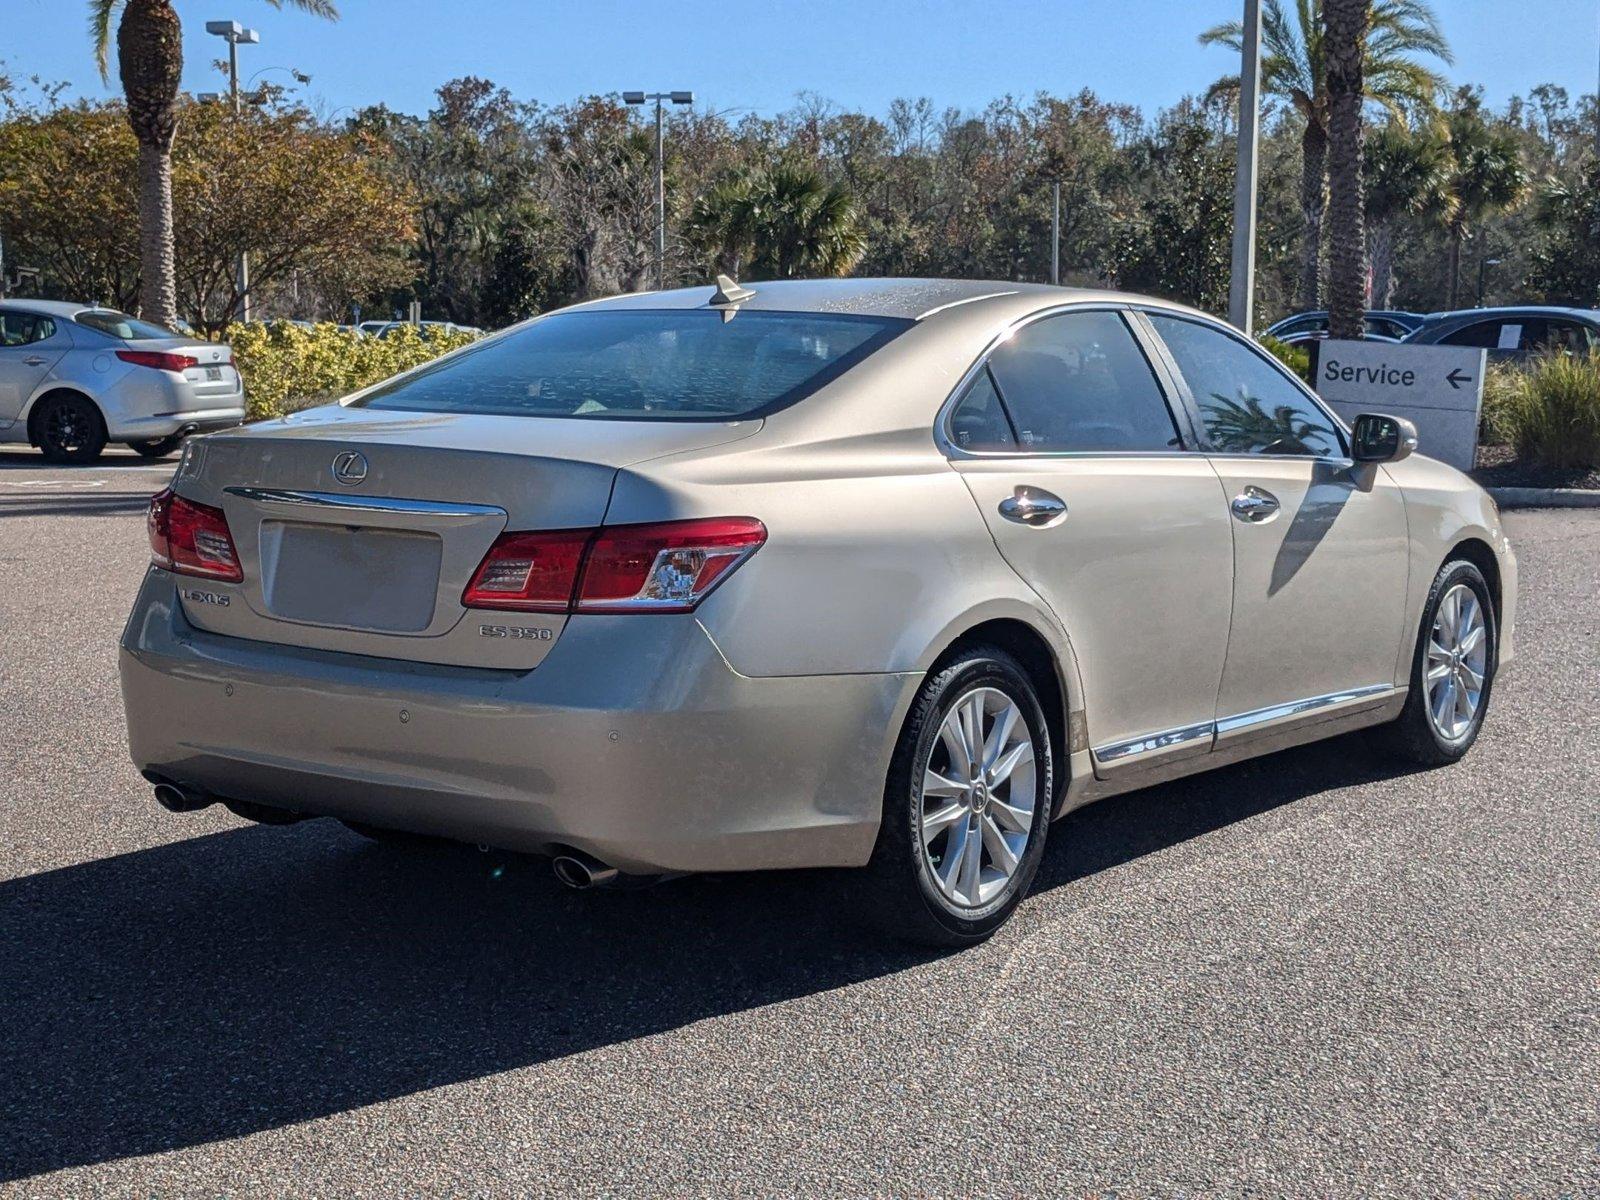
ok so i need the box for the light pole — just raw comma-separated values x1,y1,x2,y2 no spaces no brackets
205,20,259,322
623,89,694,290
1477,257,1501,308
1050,181,1061,286
1228,0,1263,334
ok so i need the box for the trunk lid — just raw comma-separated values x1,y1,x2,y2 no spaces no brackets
124,336,240,401
172,405,759,667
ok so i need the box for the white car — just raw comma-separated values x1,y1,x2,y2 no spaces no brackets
0,300,245,462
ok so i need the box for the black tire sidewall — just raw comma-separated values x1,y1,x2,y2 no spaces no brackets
128,435,184,459
37,396,106,464
884,650,1053,942
1412,560,1497,758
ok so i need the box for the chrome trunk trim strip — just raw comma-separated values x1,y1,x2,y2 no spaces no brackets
223,487,505,519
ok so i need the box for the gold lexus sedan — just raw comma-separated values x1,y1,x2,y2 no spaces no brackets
120,278,1516,945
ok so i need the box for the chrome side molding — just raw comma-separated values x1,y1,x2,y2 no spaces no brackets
1092,684,1396,769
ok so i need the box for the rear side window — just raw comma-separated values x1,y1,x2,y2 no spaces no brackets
0,313,56,346
355,309,911,421
982,310,1181,452
1149,313,1344,458
948,367,1017,451
74,310,179,340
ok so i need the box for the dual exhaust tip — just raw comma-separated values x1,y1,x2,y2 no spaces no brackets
152,778,623,889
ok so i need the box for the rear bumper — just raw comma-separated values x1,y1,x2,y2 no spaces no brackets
110,405,245,441
119,568,918,873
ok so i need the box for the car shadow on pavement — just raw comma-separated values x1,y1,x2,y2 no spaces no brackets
0,731,1423,1181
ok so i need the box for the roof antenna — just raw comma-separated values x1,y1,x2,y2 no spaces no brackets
709,273,755,306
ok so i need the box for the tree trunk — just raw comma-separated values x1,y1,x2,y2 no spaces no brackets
1323,0,1369,341
117,0,183,327
135,142,178,325
1298,120,1328,312
1447,227,1464,309
1369,220,1396,309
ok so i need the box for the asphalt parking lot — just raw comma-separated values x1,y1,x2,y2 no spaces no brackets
1,446,1595,1196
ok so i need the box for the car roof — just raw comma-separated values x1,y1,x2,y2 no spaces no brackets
565,277,1198,324
0,298,116,318
1421,305,1600,323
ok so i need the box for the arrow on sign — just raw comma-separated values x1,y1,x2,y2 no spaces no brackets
1446,368,1474,390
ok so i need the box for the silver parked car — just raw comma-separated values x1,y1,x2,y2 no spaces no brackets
120,279,1517,944
0,300,244,463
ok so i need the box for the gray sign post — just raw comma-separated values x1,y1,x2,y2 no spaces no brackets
1313,339,1488,472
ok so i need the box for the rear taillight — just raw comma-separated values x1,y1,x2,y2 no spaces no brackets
577,518,767,612
461,529,592,612
117,349,200,372
461,517,766,615
147,487,242,582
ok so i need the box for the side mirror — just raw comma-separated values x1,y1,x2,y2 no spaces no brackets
1351,412,1418,464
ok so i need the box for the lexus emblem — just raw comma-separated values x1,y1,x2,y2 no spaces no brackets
332,450,369,485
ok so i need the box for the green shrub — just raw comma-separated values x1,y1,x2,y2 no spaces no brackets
1258,333,1311,382
1485,352,1600,470
226,320,481,421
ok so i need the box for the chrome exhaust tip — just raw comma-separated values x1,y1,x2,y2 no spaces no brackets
551,850,620,890
152,781,212,813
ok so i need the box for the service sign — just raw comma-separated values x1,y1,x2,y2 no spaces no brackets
1313,340,1487,471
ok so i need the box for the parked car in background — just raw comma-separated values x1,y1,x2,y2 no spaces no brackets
0,300,244,463
1402,306,1600,362
121,278,1515,945
374,320,481,341
357,320,391,337
1266,309,1425,342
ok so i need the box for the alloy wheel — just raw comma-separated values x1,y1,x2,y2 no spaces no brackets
44,404,91,454
918,686,1037,908
1425,583,1488,741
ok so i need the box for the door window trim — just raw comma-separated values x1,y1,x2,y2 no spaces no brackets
934,302,1199,461
1137,306,1353,463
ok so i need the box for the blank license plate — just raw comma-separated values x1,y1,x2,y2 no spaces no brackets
262,521,443,632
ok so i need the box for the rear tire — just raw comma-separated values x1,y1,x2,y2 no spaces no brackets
127,435,185,459
1371,558,1497,766
34,394,107,464
859,645,1053,947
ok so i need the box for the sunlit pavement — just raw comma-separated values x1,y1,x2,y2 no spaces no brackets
1,456,1594,1195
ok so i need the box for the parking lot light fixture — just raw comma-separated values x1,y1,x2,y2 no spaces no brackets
204,19,261,322
623,89,695,291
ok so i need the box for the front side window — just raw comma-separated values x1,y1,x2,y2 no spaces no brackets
1149,314,1344,458
355,309,910,421
980,310,1181,453
0,313,55,346
74,309,179,341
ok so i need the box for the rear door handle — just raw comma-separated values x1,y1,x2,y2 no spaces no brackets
998,485,1067,528
1230,486,1280,522
22,356,46,366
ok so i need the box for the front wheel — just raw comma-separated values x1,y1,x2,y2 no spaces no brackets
860,645,1053,946
1372,558,1497,766
35,394,106,464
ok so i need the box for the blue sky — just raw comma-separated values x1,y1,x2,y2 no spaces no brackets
6,0,1597,120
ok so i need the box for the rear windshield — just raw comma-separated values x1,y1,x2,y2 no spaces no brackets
74,310,181,340
353,309,912,421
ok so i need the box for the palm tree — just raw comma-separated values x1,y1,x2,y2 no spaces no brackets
1439,92,1527,309
1363,120,1453,307
1322,0,1369,341
1201,0,1450,311
90,0,337,326
687,164,866,280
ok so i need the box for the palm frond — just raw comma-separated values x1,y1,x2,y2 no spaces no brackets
268,0,341,16
88,0,123,80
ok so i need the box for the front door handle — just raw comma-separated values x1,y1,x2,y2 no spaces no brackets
22,356,46,366
1231,486,1281,523
998,485,1067,528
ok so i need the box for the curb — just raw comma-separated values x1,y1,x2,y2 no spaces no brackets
1487,487,1600,510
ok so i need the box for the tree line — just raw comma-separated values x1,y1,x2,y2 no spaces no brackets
1,0,1595,333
